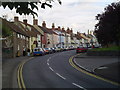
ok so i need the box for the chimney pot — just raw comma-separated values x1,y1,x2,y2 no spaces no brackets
23,19,27,25
33,19,38,25
58,26,61,31
52,23,55,29
42,21,46,27
14,16,19,22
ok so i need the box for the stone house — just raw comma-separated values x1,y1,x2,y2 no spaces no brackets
1,17,29,58
32,19,44,48
14,17,40,52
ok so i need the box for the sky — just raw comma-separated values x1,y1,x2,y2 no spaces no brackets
0,0,119,34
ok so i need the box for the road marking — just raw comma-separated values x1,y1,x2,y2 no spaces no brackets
47,62,49,66
17,57,34,89
56,73,66,80
98,67,108,69
47,59,49,62
69,54,120,86
17,64,22,88
72,83,86,90
49,67,54,72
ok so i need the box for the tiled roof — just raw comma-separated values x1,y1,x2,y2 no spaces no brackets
1,18,29,37
17,21,38,37
33,25,44,36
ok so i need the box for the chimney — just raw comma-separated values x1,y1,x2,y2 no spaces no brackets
33,19,38,25
67,27,70,34
58,26,61,31
90,31,92,35
42,21,46,27
14,16,19,22
23,19,27,25
62,27,64,31
52,23,55,30
88,29,89,34
71,28,73,33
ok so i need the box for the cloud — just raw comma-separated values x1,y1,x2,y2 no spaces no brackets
0,0,118,34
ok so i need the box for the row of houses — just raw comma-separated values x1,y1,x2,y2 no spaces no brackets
1,16,99,58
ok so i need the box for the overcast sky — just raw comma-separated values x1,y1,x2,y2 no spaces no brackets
0,0,118,33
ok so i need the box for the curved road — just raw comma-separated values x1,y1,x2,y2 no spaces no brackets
22,50,118,89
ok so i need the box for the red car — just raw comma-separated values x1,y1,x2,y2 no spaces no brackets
76,46,87,53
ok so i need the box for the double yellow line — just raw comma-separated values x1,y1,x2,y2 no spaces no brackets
69,54,120,86
17,57,34,89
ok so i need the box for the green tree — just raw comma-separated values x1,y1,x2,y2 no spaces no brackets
0,0,61,17
94,1,120,46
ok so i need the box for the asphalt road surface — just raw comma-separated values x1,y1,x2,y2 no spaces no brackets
22,50,119,89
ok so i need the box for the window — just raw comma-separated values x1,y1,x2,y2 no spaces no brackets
21,35,23,38
23,35,25,39
26,37,28,41
17,34,20,38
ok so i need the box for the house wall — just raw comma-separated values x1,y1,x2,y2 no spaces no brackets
16,33,29,56
37,34,41,47
47,34,53,48
68,35,71,47
53,34,58,47
30,36,37,52
42,33,47,48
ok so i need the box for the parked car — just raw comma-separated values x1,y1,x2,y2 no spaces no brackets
42,48,48,54
45,48,52,54
33,47,45,56
57,47,63,52
51,48,56,53
76,46,88,53
54,47,60,52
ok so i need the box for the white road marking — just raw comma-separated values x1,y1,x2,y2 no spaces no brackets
72,83,86,90
47,62,49,66
56,73,66,80
47,59,49,62
49,67,54,71
98,67,108,69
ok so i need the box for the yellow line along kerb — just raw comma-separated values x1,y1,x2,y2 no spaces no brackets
17,57,34,89
69,54,120,86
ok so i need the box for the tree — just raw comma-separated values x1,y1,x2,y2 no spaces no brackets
0,0,61,17
94,1,120,46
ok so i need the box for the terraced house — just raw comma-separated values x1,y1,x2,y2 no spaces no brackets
1,16,99,59
1,17,29,58
14,17,39,53
39,21,56,48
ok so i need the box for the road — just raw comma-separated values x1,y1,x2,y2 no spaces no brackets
22,50,119,89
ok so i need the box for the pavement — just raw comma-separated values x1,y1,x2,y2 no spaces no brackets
2,56,31,88
74,53,120,83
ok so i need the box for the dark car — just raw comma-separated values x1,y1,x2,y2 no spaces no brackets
76,46,87,53
51,48,56,53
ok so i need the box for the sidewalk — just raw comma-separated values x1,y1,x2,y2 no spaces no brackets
74,53,120,83
2,56,31,88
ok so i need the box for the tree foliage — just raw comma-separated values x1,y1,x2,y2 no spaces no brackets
94,1,120,46
0,0,61,17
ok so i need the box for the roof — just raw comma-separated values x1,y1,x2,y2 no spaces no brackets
1,18,29,37
38,26,58,35
16,21,38,37
38,26,50,34
47,28,58,35
33,25,44,36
